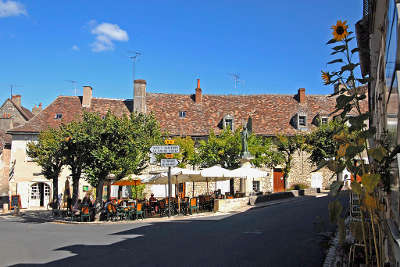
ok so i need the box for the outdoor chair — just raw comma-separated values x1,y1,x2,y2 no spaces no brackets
127,203,136,220
106,203,117,221
136,203,144,220
159,200,168,217
189,197,199,214
116,206,127,220
80,205,90,222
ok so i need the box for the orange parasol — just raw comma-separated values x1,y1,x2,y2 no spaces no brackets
112,179,142,186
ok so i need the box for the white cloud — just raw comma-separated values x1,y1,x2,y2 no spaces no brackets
0,0,26,18
90,22,129,52
72,45,79,51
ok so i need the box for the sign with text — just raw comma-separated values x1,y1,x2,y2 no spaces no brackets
161,159,178,167
164,139,175,145
150,145,180,154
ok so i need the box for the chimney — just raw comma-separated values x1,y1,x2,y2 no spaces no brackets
134,79,146,113
82,86,92,108
32,102,43,116
195,79,202,103
298,88,305,103
11,95,21,107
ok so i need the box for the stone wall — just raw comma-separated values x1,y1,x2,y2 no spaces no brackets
0,145,10,204
286,150,334,190
0,100,27,130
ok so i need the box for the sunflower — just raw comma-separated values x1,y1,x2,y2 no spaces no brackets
321,71,330,85
331,20,349,41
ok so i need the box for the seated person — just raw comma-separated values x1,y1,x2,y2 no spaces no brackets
149,194,157,202
72,199,82,215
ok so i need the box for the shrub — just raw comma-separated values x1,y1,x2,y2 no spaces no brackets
290,183,308,190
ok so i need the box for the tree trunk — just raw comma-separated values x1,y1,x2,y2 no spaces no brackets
94,179,104,221
72,176,80,205
52,176,59,209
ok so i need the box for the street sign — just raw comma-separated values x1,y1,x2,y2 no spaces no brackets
164,139,175,145
165,154,174,159
150,145,180,154
161,159,178,167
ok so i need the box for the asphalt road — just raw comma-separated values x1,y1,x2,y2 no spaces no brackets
0,194,346,267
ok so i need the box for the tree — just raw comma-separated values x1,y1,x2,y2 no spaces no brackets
248,134,284,168
172,136,199,168
81,111,162,215
274,134,306,189
306,119,345,167
59,117,93,205
26,128,64,208
198,129,242,169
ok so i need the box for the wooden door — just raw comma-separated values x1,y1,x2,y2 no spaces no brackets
273,169,285,192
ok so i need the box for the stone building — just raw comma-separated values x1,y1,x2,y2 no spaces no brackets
6,80,366,208
0,95,36,206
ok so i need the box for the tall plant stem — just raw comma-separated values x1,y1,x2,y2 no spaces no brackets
369,208,380,267
360,208,369,266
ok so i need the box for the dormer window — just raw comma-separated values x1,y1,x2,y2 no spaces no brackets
321,117,329,124
223,115,234,130
55,113,62,119
299,116,306,126
295,112,307,130
179,111,186,118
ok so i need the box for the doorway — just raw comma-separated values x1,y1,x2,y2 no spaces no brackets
273,169,285,192
30,182,50,207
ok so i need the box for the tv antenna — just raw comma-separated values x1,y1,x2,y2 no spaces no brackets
228,73,240,89
128,51,142,82
65,80,78,96
9,84,23,98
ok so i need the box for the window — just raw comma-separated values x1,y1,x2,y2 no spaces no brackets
55,113,62,119
179,111,186,118
253,181,260,192
223,115,234,130
321,117,329,124
298,116,306,126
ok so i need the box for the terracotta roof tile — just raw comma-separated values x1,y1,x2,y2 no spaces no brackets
7,91,368,136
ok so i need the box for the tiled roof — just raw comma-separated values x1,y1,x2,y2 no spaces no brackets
9,99,34,120
7,90,368,136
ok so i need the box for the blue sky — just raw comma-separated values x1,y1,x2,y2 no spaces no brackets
0,0,363,110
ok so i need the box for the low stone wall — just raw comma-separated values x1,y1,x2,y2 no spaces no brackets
213,197,250,213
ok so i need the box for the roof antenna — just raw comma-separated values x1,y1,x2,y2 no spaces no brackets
65,80,78,96
10,84,23,99
228,73,240,89
128,51,141,82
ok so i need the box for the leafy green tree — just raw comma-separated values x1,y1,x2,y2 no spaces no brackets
82,111,162,212
26,128,65,208
59,118,92,205
248,134,284,168
198,129,242,169
306,119,345,167
275,134,306,189
173,136,199,168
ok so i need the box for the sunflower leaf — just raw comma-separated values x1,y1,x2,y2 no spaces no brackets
333,45,346,51
327,39,338,44
345,37,355,43
328,59,343,64
351,47,360,54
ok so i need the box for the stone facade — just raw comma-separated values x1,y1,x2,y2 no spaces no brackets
286,151,333,190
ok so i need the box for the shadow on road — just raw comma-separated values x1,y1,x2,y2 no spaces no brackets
8,194,347,267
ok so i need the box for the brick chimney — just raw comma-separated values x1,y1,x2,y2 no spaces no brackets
11,95,21,107
134,79,146,113
195,79,202,103
32,103,43,115
298,88,305,103
82,86,92,108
